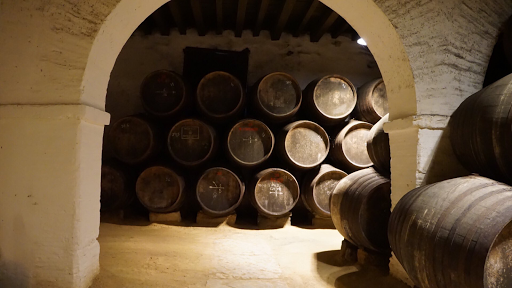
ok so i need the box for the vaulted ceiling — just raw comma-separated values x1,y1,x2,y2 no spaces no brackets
137,0,360,42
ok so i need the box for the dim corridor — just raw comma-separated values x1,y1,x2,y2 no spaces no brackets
91,222,408,288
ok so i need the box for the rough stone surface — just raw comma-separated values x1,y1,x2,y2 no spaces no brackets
0,105,108,288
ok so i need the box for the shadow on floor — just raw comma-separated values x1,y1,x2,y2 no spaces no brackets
315,250,410,288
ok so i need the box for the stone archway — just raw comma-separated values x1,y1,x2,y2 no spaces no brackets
1,0,511,287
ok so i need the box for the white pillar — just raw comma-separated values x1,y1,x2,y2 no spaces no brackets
0,105,109,288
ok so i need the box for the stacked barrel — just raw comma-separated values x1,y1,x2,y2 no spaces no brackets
102,69,391,226
385,74,512,287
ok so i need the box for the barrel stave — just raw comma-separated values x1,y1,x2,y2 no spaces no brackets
135,166,185,213
331,168,391,252
278,120,330,169
196,167,244,217
140,70,188,117
227,119,274,167
100,163,134,211
331,120,374,172
302,164,348,218
252,72,302,122
109,116,160,164
168,119,217,166
389,176,512,288
197,71,245,121
304,75,357,125
449,74,512,184
356,78,388,124
250,168,300,218
367,114,390,176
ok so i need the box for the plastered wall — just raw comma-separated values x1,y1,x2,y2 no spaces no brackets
0,0,510,287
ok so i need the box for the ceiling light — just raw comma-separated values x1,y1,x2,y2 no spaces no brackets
357,38,367,46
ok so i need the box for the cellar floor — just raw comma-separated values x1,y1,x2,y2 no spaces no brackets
91,220,408,288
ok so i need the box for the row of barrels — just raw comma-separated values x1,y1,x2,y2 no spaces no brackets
330,74,512,287
140,70,388,125
329,170,512,288
102,162,351,218
110,115,391,173
449,73,512,185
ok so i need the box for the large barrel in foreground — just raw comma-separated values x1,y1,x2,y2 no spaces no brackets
136,166,185,213
331,120,373,172
252,72,302,122
196,167,244,217
168,119,217,166
450,74,512,184
278,121,330,169
109,116,160,164
197,71,245,121
304,75,357,125
227,119,274,167
100,163,134,212
250,168,300,217
389,176,512,288
302,164,348,218
355,78,388,124
331,168,391,252
140,70,188,118
367,114,390,176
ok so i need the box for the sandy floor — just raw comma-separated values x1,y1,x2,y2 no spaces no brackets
92,221,409,288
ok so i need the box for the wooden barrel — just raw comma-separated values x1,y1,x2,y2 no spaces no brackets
355,78,388,124
388,176,512,288
449,74,512,184
227,119,274,167
278,120,330,169
250,168,300,217
100,163,134,212
167,119,217,166
197,71,245,121
302,164,348,218
503,17,512,66
331,168,391,252
303,75,357,125
135,166,185,213
196,167,245,217
367,114,390,176
109,116,160,164
252,72,302,122
140,70,188,117
331,120,373,172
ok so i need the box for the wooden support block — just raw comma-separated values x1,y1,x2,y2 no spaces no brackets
340,239,358,264
311,216,336,229
196,211,237,227
149,211,182,224
357,248,391,275
257,213,291,229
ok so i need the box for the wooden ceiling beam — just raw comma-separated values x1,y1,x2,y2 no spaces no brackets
331,20,350,39
152,7,172,36
294,0,319,37
235,0,248,37
271,0,296,40
253,0,270,37
311,11,338,42
216,0,223,35
167,1,186,35
190,0,206,36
